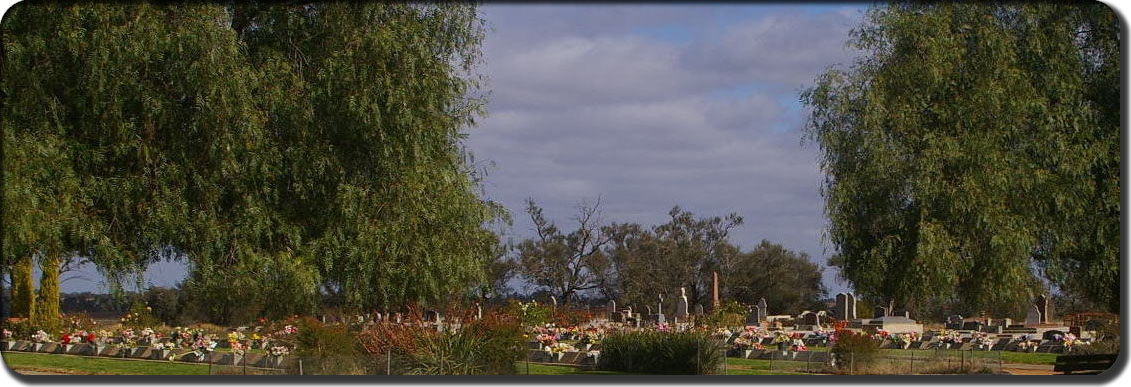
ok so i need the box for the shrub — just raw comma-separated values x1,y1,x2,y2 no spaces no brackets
120,303,162,331
830,330,880,369
293,317,369,375
598,331,724,374
358,310,525,375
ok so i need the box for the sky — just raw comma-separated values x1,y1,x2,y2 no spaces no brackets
54,3,868,296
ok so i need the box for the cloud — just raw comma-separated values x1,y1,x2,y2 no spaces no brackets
469,4,866,294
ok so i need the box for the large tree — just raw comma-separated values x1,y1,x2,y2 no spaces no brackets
3,2,499,323
802,2,1119,315
516,199,614,307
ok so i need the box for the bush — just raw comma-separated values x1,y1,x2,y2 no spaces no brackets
358,310,525,375
830,330,880,369
598,331,724,374
293,317,369,375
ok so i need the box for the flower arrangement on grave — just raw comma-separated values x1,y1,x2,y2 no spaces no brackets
546,342,577,353
712,328,734,341
657,323,671,332
2,329,12,340
791,337,808,351
139,327,157,345
732,336,754,350
269,345,290,357
535,333,557,348
893,333,912,348
120,328,137,345
770,331,790,345
60,333,74,345
31,330,51,343
191,334,218,356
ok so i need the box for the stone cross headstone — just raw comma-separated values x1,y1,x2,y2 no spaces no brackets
675,288,690,318
1025,305,1042,325
658,294,664,315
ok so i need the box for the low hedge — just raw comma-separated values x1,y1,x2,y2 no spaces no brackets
597,331,724,374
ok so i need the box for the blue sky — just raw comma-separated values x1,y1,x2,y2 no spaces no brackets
55,3,868,297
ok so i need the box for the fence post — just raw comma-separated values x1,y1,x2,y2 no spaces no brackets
298,358,303,375
909,350,914,374
849,353,854,375
387,349,392,375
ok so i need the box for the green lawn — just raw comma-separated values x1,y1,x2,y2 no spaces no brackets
517,362,629,375
999,351,1059,365
2,352,209,375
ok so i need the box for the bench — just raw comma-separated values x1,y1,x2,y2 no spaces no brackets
1054,354,1117,375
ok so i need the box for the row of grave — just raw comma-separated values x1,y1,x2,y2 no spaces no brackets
0,341,294,369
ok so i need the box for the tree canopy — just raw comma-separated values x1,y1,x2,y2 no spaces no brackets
802,2,1119,315
2,2,499,324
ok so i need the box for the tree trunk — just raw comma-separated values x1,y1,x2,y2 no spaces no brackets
33,253,61,332
10,256,36,319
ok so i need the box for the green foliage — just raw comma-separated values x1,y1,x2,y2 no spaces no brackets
605,210,823,316
293,317,369,375
9,257,35,319
516,199,614,305
2,2,499,322
505,299,553,327
802,2,1119,313
830,330,880,368
119,303,162,331
598,331,724,375
698,301,747,328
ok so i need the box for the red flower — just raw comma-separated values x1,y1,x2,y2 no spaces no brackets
86,333,96,344
61,334,72,345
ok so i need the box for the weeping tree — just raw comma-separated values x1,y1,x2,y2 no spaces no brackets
3,2,499,323
802,2,1119,315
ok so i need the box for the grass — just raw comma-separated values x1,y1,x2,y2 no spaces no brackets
999,351,1059,365
2,352,209,375
517,362,630,375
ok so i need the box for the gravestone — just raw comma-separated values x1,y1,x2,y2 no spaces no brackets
962,321,983,331
395,313,402,324
834,293,857,320
799,311,820,326
675,288,690,320
756,298,768,321
694,304,705,316
998,318,1012,327
712,271,720,309
609,300,617,318
1034,294,1051,324
746,306,761,325
476,303,482,320
550,296,558,310
1025,305,1042,325
874,307,888,319
946,315,964,330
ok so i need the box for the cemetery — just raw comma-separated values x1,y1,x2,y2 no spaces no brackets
1,273,1118,375
1,1,1119,378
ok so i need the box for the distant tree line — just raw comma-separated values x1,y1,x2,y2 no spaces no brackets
489,200,828,315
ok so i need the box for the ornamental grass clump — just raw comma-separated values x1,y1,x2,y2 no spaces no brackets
597,331,724,374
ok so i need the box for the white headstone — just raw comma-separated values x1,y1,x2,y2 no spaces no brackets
676,288,690,318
